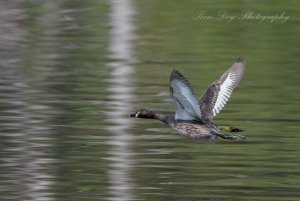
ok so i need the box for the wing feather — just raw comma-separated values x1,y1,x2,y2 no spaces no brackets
170,70,202,121
198,57,245,121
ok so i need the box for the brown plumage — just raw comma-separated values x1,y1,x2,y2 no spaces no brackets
199,56,245,122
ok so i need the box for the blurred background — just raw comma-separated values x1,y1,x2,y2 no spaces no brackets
0,0,299,200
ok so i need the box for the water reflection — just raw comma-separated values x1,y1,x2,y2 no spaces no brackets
0,2,56,200
0,80,55,201
106,0,137,200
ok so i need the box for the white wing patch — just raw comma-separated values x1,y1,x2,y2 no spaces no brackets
212,72,236,116
198,57,245,120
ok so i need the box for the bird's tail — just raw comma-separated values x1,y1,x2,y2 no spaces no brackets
215,133,246,141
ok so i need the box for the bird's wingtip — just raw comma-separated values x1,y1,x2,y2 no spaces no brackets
236,56,244,63
170,69,183,81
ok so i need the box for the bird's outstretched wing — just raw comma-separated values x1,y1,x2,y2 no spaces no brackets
198,57,245,121
170,70,202,121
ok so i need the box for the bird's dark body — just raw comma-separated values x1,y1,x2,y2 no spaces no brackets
157,114,220,142
171,122,218,142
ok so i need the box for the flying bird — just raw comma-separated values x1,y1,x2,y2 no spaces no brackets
130,57,246,142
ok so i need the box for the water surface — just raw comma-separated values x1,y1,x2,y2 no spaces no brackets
0,1,300,201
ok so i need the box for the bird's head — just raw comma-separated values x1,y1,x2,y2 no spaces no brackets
130,109,155,119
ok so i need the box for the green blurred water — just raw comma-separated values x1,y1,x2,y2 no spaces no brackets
0,0,299,201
